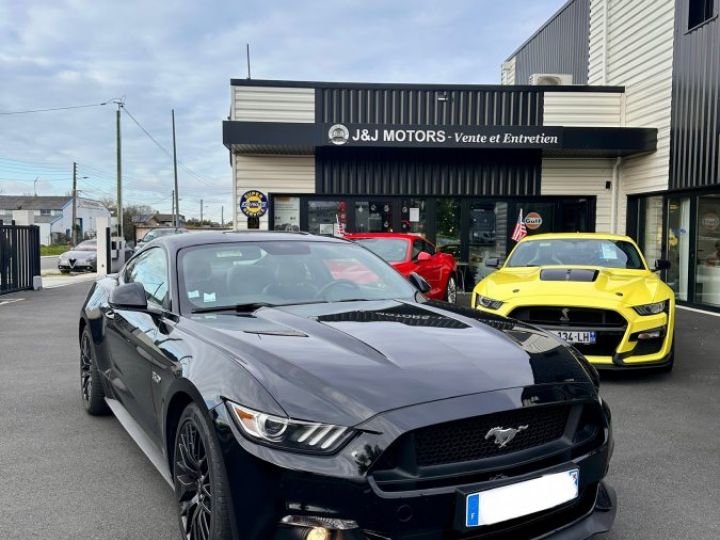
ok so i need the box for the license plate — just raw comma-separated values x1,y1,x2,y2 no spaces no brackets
552,330,596,344
465,469,579,528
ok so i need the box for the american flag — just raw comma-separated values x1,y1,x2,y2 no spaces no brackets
511,209,527,242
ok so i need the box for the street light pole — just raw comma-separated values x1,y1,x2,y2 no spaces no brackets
172,109,179,230
72,162,77,244
200,199,203,223
115,100,123,240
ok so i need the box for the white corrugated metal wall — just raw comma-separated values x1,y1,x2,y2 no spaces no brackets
589,0,676,234
232,86,316,228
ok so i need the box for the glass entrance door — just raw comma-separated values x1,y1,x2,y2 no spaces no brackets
354,200,394,232
695,194,720,306
667,197,691,301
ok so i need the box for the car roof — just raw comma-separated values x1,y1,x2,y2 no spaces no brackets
154,230,348,251
345,233,422,241
519,232,634,242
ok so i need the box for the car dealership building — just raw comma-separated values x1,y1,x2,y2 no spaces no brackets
224,0,720,311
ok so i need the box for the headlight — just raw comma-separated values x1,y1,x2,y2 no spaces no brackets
632,300,667,316
226,401,354,454
476,295,504,310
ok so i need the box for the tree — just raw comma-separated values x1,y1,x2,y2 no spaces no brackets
100,198,157,242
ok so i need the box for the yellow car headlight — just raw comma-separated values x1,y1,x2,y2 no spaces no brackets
476,295,504,310
632,300,668,316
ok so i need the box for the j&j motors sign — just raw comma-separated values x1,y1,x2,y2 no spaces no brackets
327,123,562,149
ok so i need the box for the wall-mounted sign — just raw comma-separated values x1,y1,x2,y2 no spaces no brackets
525,212,543,230
239,190,268,218
273,196,300,231
323,123,562,149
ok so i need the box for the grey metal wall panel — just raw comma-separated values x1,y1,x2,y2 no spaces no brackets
316,148,541,196
510,0,590,85
670,4,720,190
317,87,544,127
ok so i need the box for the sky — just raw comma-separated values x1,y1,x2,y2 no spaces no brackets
0,0,567,223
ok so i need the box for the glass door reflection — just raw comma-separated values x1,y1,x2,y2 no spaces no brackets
667,197,690,301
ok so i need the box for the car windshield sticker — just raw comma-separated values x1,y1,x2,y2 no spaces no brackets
601,244,618,260
203,292,217,303
188,290,200,299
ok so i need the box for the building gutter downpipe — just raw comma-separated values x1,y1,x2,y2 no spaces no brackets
610,157,622,234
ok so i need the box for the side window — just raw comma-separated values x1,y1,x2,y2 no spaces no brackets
412,240,424,260
125,248,169,307
423,240,436,256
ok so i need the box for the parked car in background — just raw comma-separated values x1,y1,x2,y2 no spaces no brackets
135,227,188,251
78,231,615,540
473,233,676,371
57,239,97,273
346,233,458,302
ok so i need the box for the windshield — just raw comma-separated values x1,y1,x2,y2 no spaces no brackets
353,238,409,263
178,240,417,313
143,229,178,242
506,239,646,270
74,240,96,251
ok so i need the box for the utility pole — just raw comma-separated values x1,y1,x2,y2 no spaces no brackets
71,162,77,244
171,109,180,229
200,199,203,223
221,205,224,226
115,100,123,240
171,190,175,220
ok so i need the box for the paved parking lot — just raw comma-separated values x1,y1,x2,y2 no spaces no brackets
1,283,719,539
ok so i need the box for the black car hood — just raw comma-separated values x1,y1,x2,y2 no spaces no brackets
188,300,593,426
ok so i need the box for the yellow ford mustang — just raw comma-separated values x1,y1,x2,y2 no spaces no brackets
472,233,675,371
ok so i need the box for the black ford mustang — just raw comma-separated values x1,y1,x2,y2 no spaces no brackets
78,231,616,540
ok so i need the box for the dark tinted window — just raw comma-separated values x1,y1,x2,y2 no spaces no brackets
689,0,715,29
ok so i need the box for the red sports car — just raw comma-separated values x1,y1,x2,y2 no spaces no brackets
346,233,458,302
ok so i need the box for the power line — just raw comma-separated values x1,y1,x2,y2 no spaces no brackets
0,100,114,116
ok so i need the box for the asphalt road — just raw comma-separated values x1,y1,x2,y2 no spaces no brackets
1,283,719,539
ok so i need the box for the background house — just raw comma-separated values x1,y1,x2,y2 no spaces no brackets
131,212,186,242
0,195,111,245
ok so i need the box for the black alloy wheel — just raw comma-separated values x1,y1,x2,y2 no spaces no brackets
80,327,109,415
174,404,233,540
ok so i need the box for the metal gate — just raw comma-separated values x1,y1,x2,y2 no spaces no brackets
0,221,41,295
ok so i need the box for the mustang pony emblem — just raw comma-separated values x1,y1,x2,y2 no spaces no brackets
485,425,529,448
560,307,571,322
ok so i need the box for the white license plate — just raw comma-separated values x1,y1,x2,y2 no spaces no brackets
552,330,597,344
465,469,579,527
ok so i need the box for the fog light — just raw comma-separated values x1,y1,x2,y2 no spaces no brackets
307,527,331,540
638,330,662,340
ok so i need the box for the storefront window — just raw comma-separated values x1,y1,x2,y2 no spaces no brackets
667,197,691,301
468,202,508,286
435,199,461,260
308,200,347,235
400,199,427,235
642,196,663,265
272,196,300,232
354,201,393,232
695,194,720,307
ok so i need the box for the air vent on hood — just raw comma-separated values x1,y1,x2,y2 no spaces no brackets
540,269,598,282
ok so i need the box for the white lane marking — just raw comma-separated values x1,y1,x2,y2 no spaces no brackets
677,305,720,318
0,298,24,306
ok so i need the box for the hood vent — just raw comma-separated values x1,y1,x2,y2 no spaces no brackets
540,269,599,282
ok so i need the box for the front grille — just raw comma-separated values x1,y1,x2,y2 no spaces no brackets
413,405,569,467
510,307,626,328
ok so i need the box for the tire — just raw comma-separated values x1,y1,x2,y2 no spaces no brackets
173,403,234,540
80,327,110,415
444,275,458,304
60,269,70,274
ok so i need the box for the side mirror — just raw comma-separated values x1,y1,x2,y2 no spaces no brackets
417,251,432,262
485,257,500,268
654,259,671,272
109,282,148,311
408,272,431,294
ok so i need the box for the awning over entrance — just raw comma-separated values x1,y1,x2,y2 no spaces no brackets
223,121,657,158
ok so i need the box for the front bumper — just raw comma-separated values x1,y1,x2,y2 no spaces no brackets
212,387,615,540
58,262,97,272
473,299,675,369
